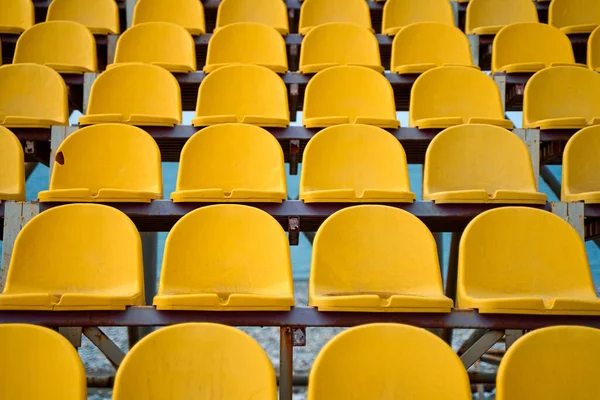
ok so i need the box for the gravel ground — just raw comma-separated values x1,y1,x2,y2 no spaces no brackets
83,281,497,400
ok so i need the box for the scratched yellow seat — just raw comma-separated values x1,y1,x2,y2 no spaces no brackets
458,207,600,315
307,324,472,400
172,124,286,202
113,324,277,400
523,66,600,129
79,63,181,126
0,0,33,34
497,326,600,400
216,0,288,35
424,124,547,204
466,0,538,35
382,0,454,36
550,0,600,35
391,22,475,75
39,124,162,203
193,64,288,127
410,66,513,129
310,206,452,312
300,23,382,74
299,0,371,35
154,205,294,310
303,66,398,128
14,21,97,74
132,0,205,35
492,23,578,74
47,0,120,34
0,126,25,202
0,204,144,310
587,26,600,71
0,64,68,128
113,22,195,73
562,125,600,203
204,22,287,73
300,124,414,203
0,324,86,400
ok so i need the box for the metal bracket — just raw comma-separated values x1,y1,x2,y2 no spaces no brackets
460,329,504,369
125,0,137,28
513,128,541,190
289,139,300,175
279,327,294,400
493,73,507,112
83,73,99,114
467,34,480,67
59,327,83,347
451,1,460,27
504,329,524,350
289,83,299,123
24,140,35,155
288,216,300,246
551,202,585,240
293,327,306,347
83,327,125,369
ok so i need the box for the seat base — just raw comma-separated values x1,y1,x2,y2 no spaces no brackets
560,24,599,35
39,188,161,203
192,115,289,128
171,189,285,203
204,63,288,74
301,189,416,203
461,295,600,315
153,293,295,311
0,292,141,310
425,189,547,204
304,116,399,129
562,191,600,204
78,114,179,127
414,117,514,130
310,293,453,313
300,63,384,74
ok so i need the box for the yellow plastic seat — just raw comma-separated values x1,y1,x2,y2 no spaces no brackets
172,124,286,202
410,66,513,129
391,22,475,75
549,0,600,35
382,0,454,36
523,66,600,130
562,125,600,203
39,124,162,203
216,0,288,35
587,26,600,71
424,124,547,204
0,126,25,202
299,0,372,35
113,22,196,73
307,324,472,400
113,323,277,400
492,23,578,74
193,64,289,127
299,23,383,74
14,21,97,74
154,205,294,311
132,0,205,35
46,0,120,35
310,206,452,312
458,207,600,315
497,326,600,400
79,63,181,126
300,124,414,203
204,22,287,73
0,0,33,34
0,204,144,310
303,66,398,128
0,324,86,400
466,0,538,35
0,64,68,128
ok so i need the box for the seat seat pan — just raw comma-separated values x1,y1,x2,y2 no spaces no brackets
414,116,514,129
153,293,294,311
303,116,399,129
78,113,179,127
463,295,600,315
192,114,289,127
425,189,547,204
310,293,453,312
0,292,141,310
39,188,160,203
562,191,600,204
171,188,286,203
301,189,415,203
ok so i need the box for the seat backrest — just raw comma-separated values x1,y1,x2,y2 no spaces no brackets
523,66,600,129
216,0,288,34
589,26,600,71
195,64,288,125
48,124,162,197
299,0,371,34
300,124,410,197
132,0,205,35
0,0,33,34
85,63,181,124
562,125,600,199
300,22,382,73
492,23,575,73
204,22,287,73
0,63,68,127
497,326,600,400
382,0,454,35
410,66,504,126
391,22,472,73
550,0,600,32
0,126,25,201
114,22,196,73
113,323,277,400
307,324,471,399
14,21,97,73
159,204,292,297
0,324,86,400
424,124,537,196
47,0,120,34
4,204,143,298
466,0,538,34
176,124,286,196
458,207,596,302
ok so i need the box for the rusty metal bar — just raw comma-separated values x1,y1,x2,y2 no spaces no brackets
440,231,461,345
83,327,125,368
461,330,504,369
280,327,293,400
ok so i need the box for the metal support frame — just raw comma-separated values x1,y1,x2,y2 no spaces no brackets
460,330,504,369
514,128,541,189
493,73,507,112
106,35,118,66
504,329,524,350
125,0,137,29
49,126,77,177
552,201,585,240
59,327,83,347
441,232,462,345
1,202,39,289
83,327,126,368
280,327,293,400
83,73,99,114
467,35,480,67
451,2,460,28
